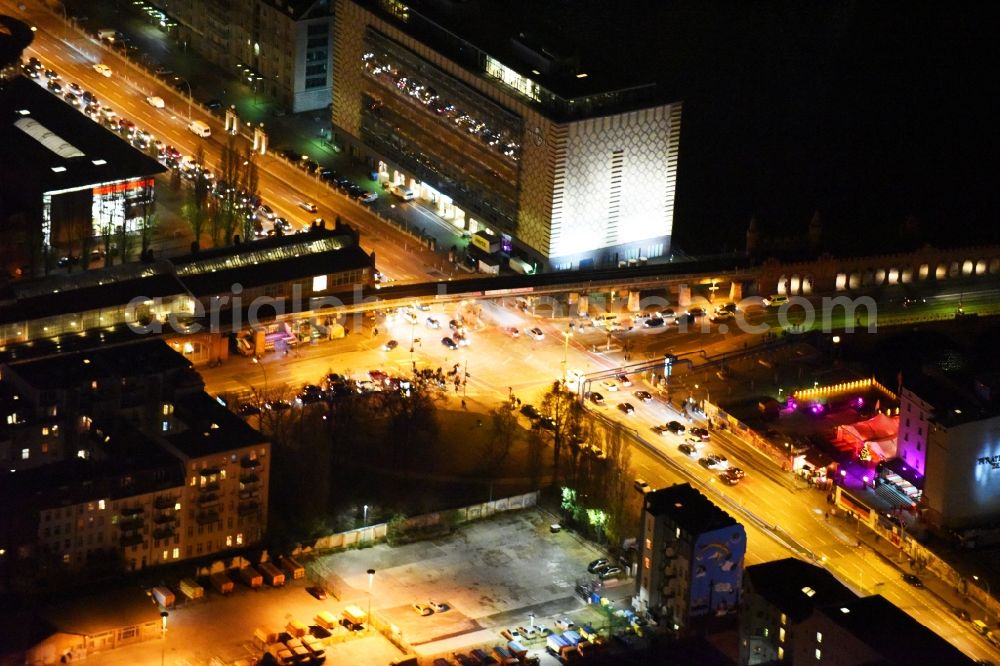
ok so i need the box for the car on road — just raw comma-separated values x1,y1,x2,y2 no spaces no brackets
63,91,81,106
428,601,449,613
237,403,261,417
357,191,378,203
652,424,670,436
525,327,545,340
616,373,632,387
306,586,327,600
520,404,540,419
710,311,735,323
46,79,62,93
504,326,520,338
715,302,739,314
721,467,745,485
666,421,686,434
146,95,165,108
598,565,622,580
601,379,619,392
675,312,696,326
412,603,433,616
953,607,971,622
298,201,318,213
632,390,652,403
678,443,698,457
700,454,729,469
617,402,635,415
92,63,112,77
204,98,223,110
536,416,556,431
687,307,707,317
902,573,924,588
686,434,705,447
763,294,789,307
391,185,417,200
589,392,605,406
441,337,458,350
588,558,610,573
449,319,462,331
690,427,710,441
425,316,441,328
265,399,292,411
643,317,666,328
633,478,650,493
554,618,576,632
296,385,325,405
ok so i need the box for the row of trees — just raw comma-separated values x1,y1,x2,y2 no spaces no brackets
179,139,261,248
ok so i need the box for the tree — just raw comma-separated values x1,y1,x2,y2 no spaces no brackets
540,381,585,486
596,419,633,548
482,401,518,472
239,150,261,242
377,382,439,472
183,145,211,246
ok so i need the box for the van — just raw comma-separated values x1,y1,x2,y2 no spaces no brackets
314,611,338,629
764,294,789,307
151,586,175,608
973,620,990,635
187,119,211,137
342,605,367,627
97,28,118,41
592,312,618,327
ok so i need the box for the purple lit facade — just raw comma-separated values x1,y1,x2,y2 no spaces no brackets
897,386,932,475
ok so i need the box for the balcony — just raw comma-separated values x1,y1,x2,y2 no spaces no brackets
153,526,175,540
199,467,222,477
154,496,176,510
196,510,221,525
154,513,177,525
238,501,260,516
239,489,260,501
121,505,144,517
199,481,221,492
240,473,260,485
240,457,260,469
120,533,144,547
118,514,145,529
197,492,221,506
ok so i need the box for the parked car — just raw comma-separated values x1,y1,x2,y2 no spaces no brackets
953,607,972,622
633,479,650,493
237,403,261,416
687,307,707,317
764,294,789,307
710,311,735,323
428,600,449,613
902,574,924,588
644,317,666,328
587,558,610,573
598,566,622,580
412,603,433,616
358,191,378,203
504,326,520,338
425,316,441,328
265,399,292,411
500,628,522,641
306,586,327,600
296,385,325,405
555,618,576,631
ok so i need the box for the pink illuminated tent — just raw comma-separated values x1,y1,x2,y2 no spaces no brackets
836,412,899,460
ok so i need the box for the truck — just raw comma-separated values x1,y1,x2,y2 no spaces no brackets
301,634,326,660
96,28,118,41
238,566,263,589
546,634,576,659
178,578,204,600
492,645,518,665
507,641,528,660
314,610,338,629
342,605,367,628
279,555,305,580
286,619,308,638
508,257,535,275
151,586,175,608
209,572,234,595
259,561,285,587
253,627,281,650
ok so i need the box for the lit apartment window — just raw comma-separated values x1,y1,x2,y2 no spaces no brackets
778,647,784,660
644,556,651,570
675,527,681,539
175,502,182,511
99,499,106,510
815,648,821,660
162,421,170,432
91,381,98,390
21,448,29,460
237,533,244,545
42,426,49,436
313,275,328,292
226,535,233,547
816,632,822,643
173,548,180,559
163,550,169,560
41,443,49,454
779,628,785,643
6,413,17,424
781,613,787,625
47,405,58,417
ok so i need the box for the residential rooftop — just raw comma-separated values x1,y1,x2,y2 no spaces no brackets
744,558,857,623
165,391,266,458
644,483,737,534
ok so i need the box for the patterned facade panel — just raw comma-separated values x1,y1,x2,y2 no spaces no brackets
548,103,680,262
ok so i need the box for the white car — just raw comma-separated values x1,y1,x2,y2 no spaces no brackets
525,327,544,341
391,185,416,201
298,201,318,213
601,379,619,392
93,63,112,77
763,294,789,307
146,95,165,108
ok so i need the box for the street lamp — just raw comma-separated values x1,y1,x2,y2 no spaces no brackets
561,328,573,385
367,568,376,633
251,355,269,396
973,575,992,623
180,79,193,120
160,611,168,666
363,504,369,528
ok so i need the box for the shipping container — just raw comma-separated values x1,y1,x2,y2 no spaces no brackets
238,566,263,589
259,561,286,587
209,572,234,595
279,555,305,580
179,578,204,600
151,586,175,608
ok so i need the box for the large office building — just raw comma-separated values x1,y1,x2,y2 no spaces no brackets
331,0,682,271
636,483,746,631
146,0,333,112
896,370,1000,531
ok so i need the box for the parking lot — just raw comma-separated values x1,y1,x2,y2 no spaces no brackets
312,508,625,660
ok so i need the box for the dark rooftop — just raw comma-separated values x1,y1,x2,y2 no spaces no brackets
644,483,737,535
2,338,194,391
165,391,266,458
353,0,686,112
744,558,856,623
41,586,162,637
817,595,976,665
0,268,189,325
0,75,165,198
903,369,1000,428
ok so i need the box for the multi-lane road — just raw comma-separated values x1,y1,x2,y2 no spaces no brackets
10,0,453,284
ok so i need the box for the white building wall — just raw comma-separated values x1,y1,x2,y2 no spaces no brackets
548,102,681,264
925,414,1000,528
